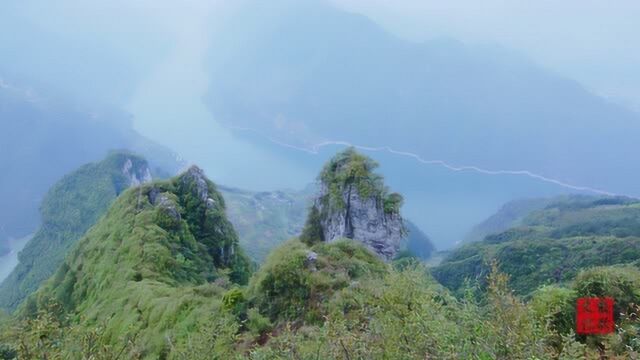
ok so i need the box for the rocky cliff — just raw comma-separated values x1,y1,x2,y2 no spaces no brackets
301,148,406,260
220,183,433,263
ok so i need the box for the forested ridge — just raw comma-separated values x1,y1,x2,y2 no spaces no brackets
1,155,639,359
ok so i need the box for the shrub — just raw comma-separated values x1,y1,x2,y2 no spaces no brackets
223,288,246,313
530,285,575,334
299,206,324,247
248,239,387,324
572,265,640,317
246,308,272,336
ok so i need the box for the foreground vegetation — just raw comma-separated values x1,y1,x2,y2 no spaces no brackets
1,238,639,359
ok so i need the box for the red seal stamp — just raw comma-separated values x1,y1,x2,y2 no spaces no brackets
576,297,615,335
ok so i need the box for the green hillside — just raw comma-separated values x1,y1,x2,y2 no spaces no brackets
0,152,151,312
433,195,640,295
4,239,639,358
0,159,639,358
0,79,183,254
8,167,250,358
0,155,434,318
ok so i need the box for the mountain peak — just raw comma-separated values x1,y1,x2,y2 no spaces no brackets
178,165,213,202
121,156,152,187
301,148,406,260
23,165,251,312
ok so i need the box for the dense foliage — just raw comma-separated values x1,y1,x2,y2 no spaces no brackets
0,152,150,312
0,168,251,358
317,148,403,215
433,195,640,295
3,243,639,359
5,157,637,358
248,239,387,323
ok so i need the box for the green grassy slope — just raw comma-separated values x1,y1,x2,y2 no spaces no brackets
1,158,639,358
433,195,640,295
17,167,250,358
0,158,433,317
0,152,150,312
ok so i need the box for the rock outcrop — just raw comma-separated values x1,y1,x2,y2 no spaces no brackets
313,184,404,260
122,157,152,186
301,148,406,260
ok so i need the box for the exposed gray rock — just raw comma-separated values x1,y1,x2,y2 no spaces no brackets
149,187,181,221
180,165,221,210
305,251,318,271
181,166,210,201
313,183,404,261
306,251,318,262
122,158,152,187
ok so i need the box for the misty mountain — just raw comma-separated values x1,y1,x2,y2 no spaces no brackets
0,77,181,247
0,2,166,106
205,0,640,199
0,153,152,311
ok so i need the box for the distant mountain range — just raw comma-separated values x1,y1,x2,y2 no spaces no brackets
205,0,640,198
3,1,638,250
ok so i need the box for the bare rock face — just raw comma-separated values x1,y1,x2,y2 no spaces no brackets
180,166,220,210
313,183,404,261
301,148,406,261
148,187,181,221
122,157,152,187
181,166,210,201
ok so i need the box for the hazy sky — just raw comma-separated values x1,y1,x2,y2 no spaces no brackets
5,0,639,109
332,0,640,108
10,0,638,107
